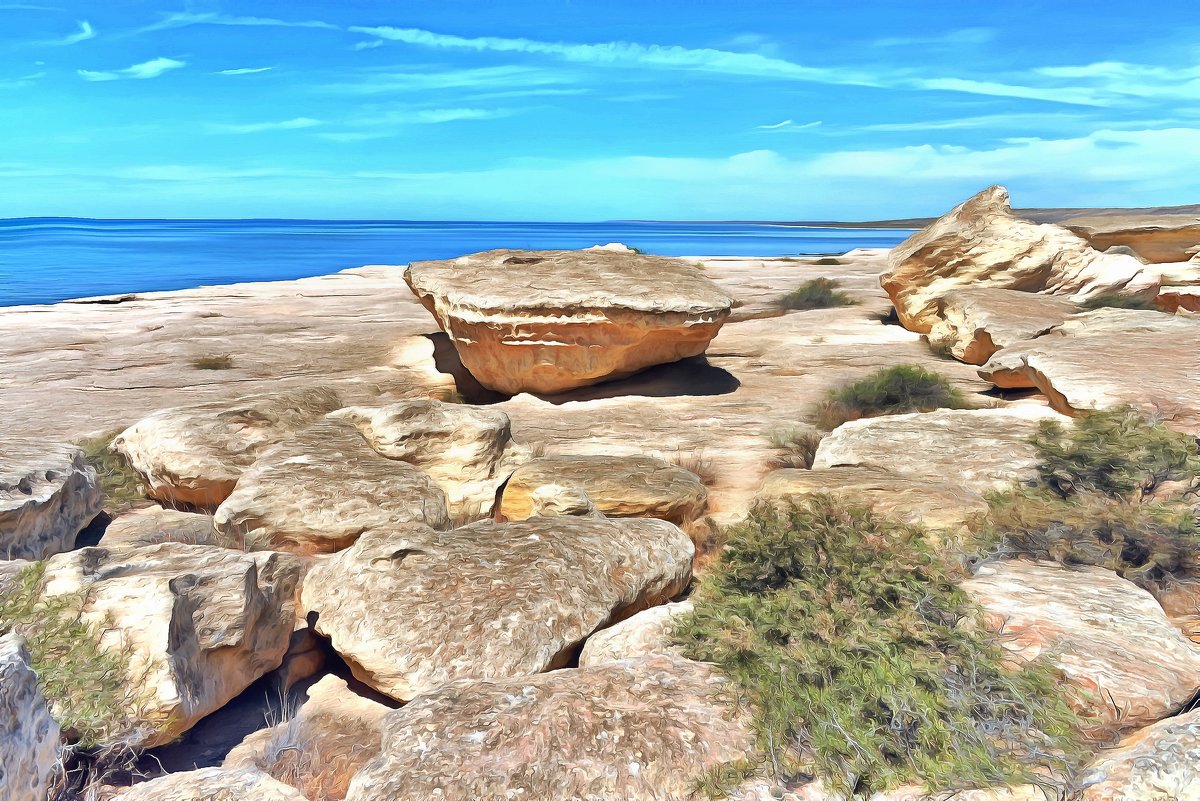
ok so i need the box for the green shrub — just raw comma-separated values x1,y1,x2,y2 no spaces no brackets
676,496,1082,797
0,562,159,749
1080,293,1160,311
776,277,857,311
1029,407,1200,499
811,365,974,430
767,428,822,470
75,431,145,515
190,353,234,370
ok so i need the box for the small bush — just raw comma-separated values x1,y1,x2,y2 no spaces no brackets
75,431,145,516
1030,407,1200,500
675,496,1082,797
776,278,857,311
1080,293,1160,312
811,365,974,430
974,489,1200,593
767,429,822,470
671,449,718,486
812,257,842,266
190,354,234,370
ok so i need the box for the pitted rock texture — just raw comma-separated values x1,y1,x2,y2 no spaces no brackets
343,655,753,801
301,517,694,701
978,308,1200,433
757,466,989,532
0,634,60,801
578,600,693,666
214,418,449,555
113,767,310,801
40,543,304,747
812,407,1067,496
100,506,221,548
1,441,101,560
881,186,1152,333
225,674,391,801
113,388,343,509
1079,707,1200,800
404,248,735,394
927,288,1078,365
499,455,707,524
965,560,1200,737
332,400,524,517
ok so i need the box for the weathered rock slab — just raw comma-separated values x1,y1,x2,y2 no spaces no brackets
578,600,693,666
114,388,342,509
343,655,753,801
499,455,707,524
1,441,101,560
302,517,693,701
0,634,60,801
405,248,735,394
965,560,1200,737
978,309,1200,432
113,767,310,801
99,506,220,548
1079,706,1200,800
927,288,1079,364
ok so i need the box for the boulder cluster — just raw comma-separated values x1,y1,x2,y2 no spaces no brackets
2,186,1200,800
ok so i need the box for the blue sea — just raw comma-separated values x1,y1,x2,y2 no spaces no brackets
0,218,913,307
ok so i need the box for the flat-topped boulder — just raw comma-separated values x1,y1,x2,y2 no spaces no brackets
100,506,221,548
927,288,1079,364
213,418,450,555
978,308,1200,433
881,186,1153,333
498,454,707,524
578,600,693,666
1,441,101,560
39,543,304,748
113,767,309,801
301,517,693,701
965,560,1200,737
404,248,735,394
0,634,60,801
343,655,753,801
1060,214,1200,264
114,388,343,509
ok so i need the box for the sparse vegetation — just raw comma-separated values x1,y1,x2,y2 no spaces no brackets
812,257,842,266
671,449,718,486
766,429,822,470
75,431,145,515
1080,292,1161,312
776,277,857,311
811,365,974,430
925,336,957,360
189,353,234,370
972,407,1200,594
676,496,1082,797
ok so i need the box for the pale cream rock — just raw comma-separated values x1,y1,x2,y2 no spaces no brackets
213,418,450,555
225,675,391,801
978,308,1200,433
40,543,304,748
113,388,343,509
881,186,1152,333
301,517,693,701
811,407,1067,496
927,288,1078,364
331,399,524,518
1,441,101,560
113,767,310,801
99,506,220,548
578,600,693,666
965,560,1200,737
404,248,735,394
343,655,753,801
1079,707,1200,800
499,455,707,524
0,634,60,801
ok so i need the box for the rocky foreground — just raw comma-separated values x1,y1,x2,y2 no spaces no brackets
2,187,1200,800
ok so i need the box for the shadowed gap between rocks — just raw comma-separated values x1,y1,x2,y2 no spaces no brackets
423,332,740,405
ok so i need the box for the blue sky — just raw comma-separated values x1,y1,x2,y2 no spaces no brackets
2,1,1199,220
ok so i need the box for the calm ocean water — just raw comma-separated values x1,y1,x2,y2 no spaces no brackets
0,218,912,307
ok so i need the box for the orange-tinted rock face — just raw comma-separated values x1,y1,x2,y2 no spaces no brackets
404,248,734,395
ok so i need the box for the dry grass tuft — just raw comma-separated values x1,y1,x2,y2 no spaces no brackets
670,449,718,486
189,353,235,370
775,277,857,311
766,429,822,470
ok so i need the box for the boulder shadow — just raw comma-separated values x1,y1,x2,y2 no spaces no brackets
423,333,740,405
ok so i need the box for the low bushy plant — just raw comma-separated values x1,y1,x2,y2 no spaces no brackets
811,365,973,430
1080,292,1160,312
676,496,1082,797
776,277,857,311
75,431,145,515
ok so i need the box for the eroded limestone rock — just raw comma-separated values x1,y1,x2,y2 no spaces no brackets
1,441,100,560
100,506,221,548
0,634,60,801
113,767,310,801
1079,707,1200,800
927,288,1078,364
578,600,693,666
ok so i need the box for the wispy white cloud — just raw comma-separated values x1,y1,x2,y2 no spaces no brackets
353,39,384,51
216,67,274,76
327,65,573,95
139,12,338,33
45,19,94,45
1033,60,1200,100
78,57,185,82
0,70,44,88
317,107,511,141
755,119,822,132
912,77,1108,107
209,117,322,134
